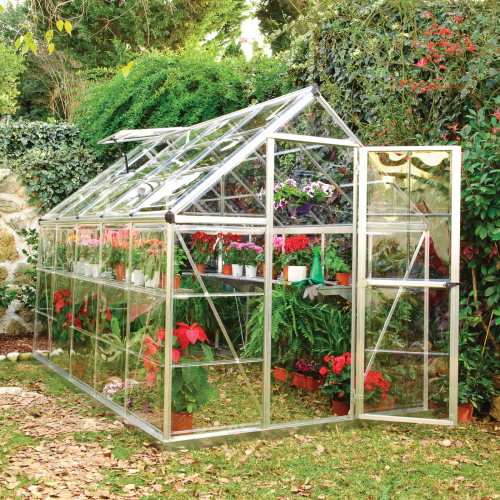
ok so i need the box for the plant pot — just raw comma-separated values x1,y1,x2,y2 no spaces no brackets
336,272,351,286
133,269,145,287
222,265,232,275
273,366,290,382
195,264,206,275
145,270,160,288
286,265,307,282
287,199,313,216
292,373,326,391
232,264,244,276
84,263,93,277
171,412,194,434
92,263,99,278
364,397,396,413
245,265,257,278
115,263,126,281
331,400,350,416
173,275,181,290
263,266,279,280
457,402,473,423
76,261,85,275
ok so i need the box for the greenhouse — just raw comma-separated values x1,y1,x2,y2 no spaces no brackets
33,85,461,447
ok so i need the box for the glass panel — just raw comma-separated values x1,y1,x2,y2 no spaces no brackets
127,354,165,431
36,270,53,317
49,323,71,373
75,225,100,277
55,226,77,273
52,273,74,324
34,312,50,352
364,287,449,418
71,333,96,389
39,226,55,270
95,340,126,407
98,285,127,350
73,278,99,336
101,225,133,282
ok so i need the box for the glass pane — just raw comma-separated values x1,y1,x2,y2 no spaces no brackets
95,340,126,408
39,226,55,270
75,225,100,277
102,225,133,282
49,322,71,373
52,273,74,324
34,312,50,353
71,333,96,389
55,226,77,273
36,270,53,317
364,287,449,417
98,285,127,350
74,278,99,336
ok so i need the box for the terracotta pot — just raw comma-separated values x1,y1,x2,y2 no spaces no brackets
171,412,194,434
336,272,351,286
273,366,290,382
115,263,126,281
222,265,232,275
264,266,278,280
331,400,350,416
282,266,288,281
173,275,181,290
364,397,396,413
457,402,473,423
292,373,326,391
195,264,206,274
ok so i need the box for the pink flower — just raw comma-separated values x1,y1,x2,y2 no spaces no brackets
416,58,428,67
491,109,500,121
421,11,430,17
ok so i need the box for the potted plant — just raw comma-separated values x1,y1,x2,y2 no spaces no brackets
324,241,351,285
292,360,327,391
363,370,396,412
258,179,337,219
103,229,128,281
218,233,243,275
190,232,216,274
242,242,263,278
142,322,219,434
280,235,313,282
225,241,245,276
320,353,352,416
257,234,282,279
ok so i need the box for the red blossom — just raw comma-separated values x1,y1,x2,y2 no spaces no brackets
491,109,500,121
415,58,428,67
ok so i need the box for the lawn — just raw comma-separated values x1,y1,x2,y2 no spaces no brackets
0,360,499,500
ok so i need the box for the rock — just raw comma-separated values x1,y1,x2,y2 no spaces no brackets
6,320,29,336
12,262,33,285
0,355,6,361
6,352,19,362
15,303,35,324
0,195,23,212
0,173,21,195
18,352,33,361
0,265,7,285
50,350,60,358
0,387,21,395
0,228,19,262
0,306,6,320
7,215,28,235
491,395,500,422
35,350,48,357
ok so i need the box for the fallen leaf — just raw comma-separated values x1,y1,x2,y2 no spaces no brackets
440,439,452,447
219,478,230,484
374,476,382,483
316,445,325,454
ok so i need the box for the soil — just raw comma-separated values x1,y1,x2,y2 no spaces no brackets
0,333,49,355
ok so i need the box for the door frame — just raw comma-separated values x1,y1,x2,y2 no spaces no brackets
355,146,461,426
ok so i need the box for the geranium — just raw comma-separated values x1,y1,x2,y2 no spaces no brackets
53,289,72,314
280,235,314,268
225,241,245,265
190,232,216,264
218,233,243,264
363,370,394,406
241,242,263,266
320,352,351,403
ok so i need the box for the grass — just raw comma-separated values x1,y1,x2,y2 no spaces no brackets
1,360,500,499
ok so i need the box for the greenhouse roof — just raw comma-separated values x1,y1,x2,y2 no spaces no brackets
43,85,362,223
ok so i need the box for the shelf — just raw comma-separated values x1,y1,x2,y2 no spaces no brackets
318,285,352,301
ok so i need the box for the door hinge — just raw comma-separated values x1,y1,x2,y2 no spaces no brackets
444,281,461,290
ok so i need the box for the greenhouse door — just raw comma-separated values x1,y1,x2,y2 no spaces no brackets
355,147,461,426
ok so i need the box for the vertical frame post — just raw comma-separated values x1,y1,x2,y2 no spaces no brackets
448,147,461,425
423,229,430,411
355,148,368,417
123,223,133,417
163,222,175,442
262,137,275,429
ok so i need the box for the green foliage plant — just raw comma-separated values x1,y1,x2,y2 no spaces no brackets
18,228,38,310
324,241,351,275
0,40,24,114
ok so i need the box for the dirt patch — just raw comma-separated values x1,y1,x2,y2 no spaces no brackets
0,333,48,355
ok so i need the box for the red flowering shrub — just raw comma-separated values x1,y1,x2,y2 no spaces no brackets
281,235,314,267
320,352,351,403
190,232,216,264
363,370,395,406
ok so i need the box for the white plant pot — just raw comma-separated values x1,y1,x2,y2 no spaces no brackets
92,264,99,278
76,261,85,275
133,269,145,286
287,265,307,282
245,265,257,278
145,270,160,288
84,263,93,276
232,264,244,277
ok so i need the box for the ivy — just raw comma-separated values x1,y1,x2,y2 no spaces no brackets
0,118,103,214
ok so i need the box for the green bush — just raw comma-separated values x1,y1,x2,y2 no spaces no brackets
75,49,293,160
0,118,103,213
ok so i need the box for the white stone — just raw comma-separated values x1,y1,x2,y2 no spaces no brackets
0,387,22,395
6,352,19,362
50,350,60,358
0,355,5,361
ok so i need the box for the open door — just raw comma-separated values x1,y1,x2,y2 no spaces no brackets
356,147,460,425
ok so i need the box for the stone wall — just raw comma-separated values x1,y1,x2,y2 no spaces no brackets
0,169,39,335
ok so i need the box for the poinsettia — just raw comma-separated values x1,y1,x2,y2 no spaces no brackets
173,322,209,350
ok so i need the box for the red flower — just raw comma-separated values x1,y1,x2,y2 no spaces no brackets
415,58,428,67
339,392,344,398
157,329,166,340
319,366,329,377
74,318,82,329
103,309,112,322
491,109,500,121
173,322,209,350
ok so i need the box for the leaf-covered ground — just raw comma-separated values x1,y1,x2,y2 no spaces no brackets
0,361,499,499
